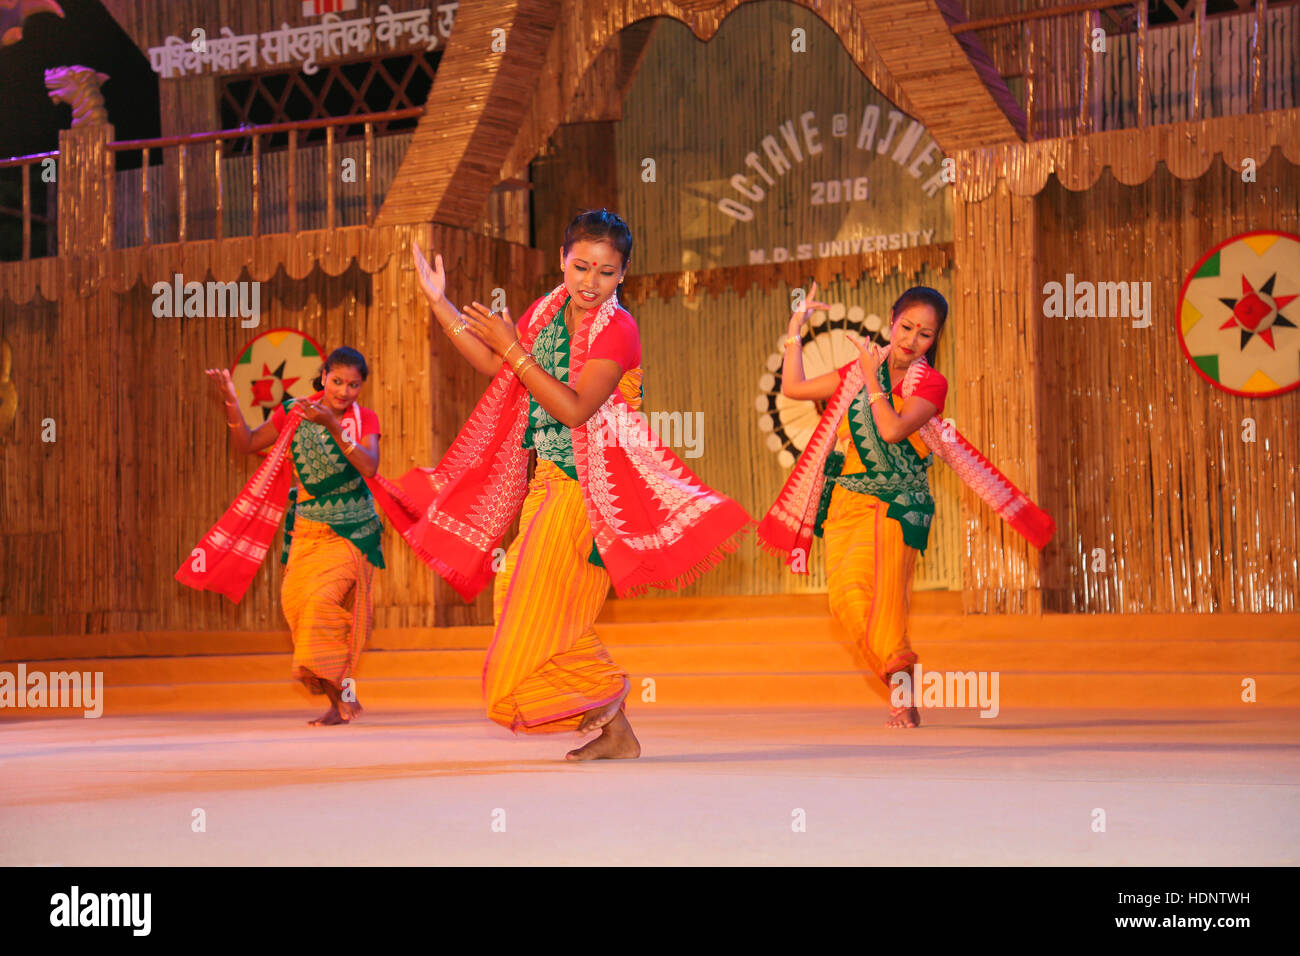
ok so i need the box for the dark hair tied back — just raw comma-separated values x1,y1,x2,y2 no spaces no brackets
889,287,949,366
312,346,369,391
562,209,633,270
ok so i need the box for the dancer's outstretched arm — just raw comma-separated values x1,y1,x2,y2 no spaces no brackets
207,367,279,454
460,303,623,429
779,280,839,401
413,241,501,377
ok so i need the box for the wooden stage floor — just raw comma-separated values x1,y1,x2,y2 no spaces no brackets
2,706,1297,866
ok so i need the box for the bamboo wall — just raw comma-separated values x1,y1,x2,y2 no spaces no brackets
0,221,545,635
1035,147,1300,613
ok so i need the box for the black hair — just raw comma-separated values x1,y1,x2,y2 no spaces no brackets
890,287,948,366
312,346,369,391
562,208,633,271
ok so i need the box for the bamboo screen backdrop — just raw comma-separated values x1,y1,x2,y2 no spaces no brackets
603,1,961,596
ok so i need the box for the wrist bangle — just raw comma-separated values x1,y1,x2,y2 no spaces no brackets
503,341,522,363
342,440,357,455
867,391,889,405
511,349,533,373
227,419,244,429
784,334,801,349
515,356,540,380
449,321,466,338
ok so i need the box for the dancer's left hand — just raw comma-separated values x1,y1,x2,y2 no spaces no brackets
298,399,340,431
461,302,519,357
848,333,884,384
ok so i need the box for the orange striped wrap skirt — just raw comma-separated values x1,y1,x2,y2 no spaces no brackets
823,485,919,684
484,459,627,733
281,516,374,694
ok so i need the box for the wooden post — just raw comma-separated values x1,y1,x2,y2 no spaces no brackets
1190,0,1206,121
56,124,114,255
1136,1,1149,127
141,146,151,246
364,121,375,225
20,163,30,261
1250,0,1269,112
177,142,187,242
1023,21,1037,140
251,132,261,239
1078,11,1096,133
213,140,223,241
326,125,336,231
288,128,298,235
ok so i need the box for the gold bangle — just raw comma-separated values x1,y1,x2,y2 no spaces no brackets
342,440,357,455
515,356,540,380
783,334,801,349
449,321,466,337
226,419,244,429
867,391,889,405
511,349,533,373
503,341,522,364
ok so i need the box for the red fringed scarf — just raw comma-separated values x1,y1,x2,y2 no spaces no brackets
176,399,421,602
758,352,1055,567
393,285,754,601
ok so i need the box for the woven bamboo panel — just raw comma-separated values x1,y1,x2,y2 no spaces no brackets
0,223,545,635
952,179,1045,614
382,0,1020,230
1036,151,1300,613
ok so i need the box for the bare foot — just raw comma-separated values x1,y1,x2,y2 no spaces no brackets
565,711,641,761
308,707,343,726
337,697,363,723
886,706,920,728
576,678,630,734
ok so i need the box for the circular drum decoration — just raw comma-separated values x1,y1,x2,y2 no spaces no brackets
755,299,890,469
1177,230,1300,398
230,327,325,431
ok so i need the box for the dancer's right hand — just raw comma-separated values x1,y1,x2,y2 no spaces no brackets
413,241,446,311
205,367,238,405
788,280,829,337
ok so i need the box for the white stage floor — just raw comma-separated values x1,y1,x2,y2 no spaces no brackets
3,707,1297,866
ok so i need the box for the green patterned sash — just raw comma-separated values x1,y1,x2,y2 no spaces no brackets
519,299,619,568
812,363,936,552
280,400,385,569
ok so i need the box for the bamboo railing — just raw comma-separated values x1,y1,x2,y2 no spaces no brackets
105,106,424,247
955,0,1289,138
0,107,423,261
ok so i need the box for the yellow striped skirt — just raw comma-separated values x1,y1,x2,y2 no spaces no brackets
823,485,919,684
484,459,627,733
281,516,373,694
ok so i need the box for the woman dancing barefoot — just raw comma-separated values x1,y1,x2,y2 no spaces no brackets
178,348,419,726
759,284,1055,728
400,210,751,760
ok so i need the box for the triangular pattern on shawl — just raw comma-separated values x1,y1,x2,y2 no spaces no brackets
396,285,754,602
176,402,422,603
758,351,1055,568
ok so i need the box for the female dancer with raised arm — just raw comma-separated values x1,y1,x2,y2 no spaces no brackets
758,283,1055,728
178,348,419,726
400,209,751,761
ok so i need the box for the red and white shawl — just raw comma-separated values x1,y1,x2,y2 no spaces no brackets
758,351,1055,567
175,399,420,602
393,285,754,601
